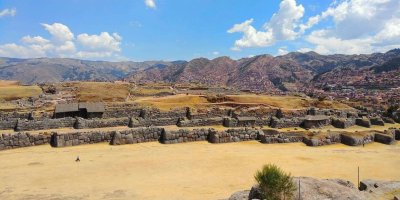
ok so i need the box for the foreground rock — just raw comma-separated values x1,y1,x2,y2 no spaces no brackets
227,177,400,200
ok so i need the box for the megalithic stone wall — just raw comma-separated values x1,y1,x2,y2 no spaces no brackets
259,129,305,144
208,128,261,143
160,128,210,144
74,117,130,129
303,132,342,146
50,130,114,147
340,132,375,146
110,127,164,145
15,117,76,131
177,118,223,127
0,132,51,150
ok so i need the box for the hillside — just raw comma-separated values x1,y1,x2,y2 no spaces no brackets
125,49,400,92
0,57,175,84
0,49,399,92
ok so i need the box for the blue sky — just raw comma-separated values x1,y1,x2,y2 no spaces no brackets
0,0,399,61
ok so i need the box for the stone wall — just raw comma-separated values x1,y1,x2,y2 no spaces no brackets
355,118,371,128
74,117,129,129
189,108,230,119
374,133,395,144
0,119,17,130
331,118,355,129
0,132,51,150
102,108,142,118
303,117,331,129
303,132,342,146
15,117,76,131
340,132,374,146
208,128,260,143
140,108,187,119
51,130,114,147
177,117,223,127
269,117,304,128
259,129,304,144
160,128,209,144
111,127,163,145
370,118,385,126
0,111,30,120
128,117,178,127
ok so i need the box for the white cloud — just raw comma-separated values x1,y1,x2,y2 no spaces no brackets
0,23,123,60
21,36,51,45
303,0,400,54
0,8,16,18
145,0,156,9
228,0,304,50
277,47,289,56
212,51,220,55
41,23,74,43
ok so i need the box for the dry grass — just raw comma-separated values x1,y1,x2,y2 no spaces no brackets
226,95,352,110
0,80,20,87
135,94,209,111
132,87,173,96
135,94,353,111
0,85,42,101
73,82,131,102
0,142,398,200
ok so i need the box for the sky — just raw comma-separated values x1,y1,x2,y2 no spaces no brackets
0,0,399,61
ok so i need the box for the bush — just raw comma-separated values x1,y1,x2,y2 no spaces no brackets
254,164,296,200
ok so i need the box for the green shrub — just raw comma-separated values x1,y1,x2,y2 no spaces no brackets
254,164,296,200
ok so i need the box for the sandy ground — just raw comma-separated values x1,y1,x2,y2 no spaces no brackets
0,141,399,200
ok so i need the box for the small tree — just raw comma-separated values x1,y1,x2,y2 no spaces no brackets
254,164,296,200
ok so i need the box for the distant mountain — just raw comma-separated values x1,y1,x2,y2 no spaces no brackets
1,49,399,92
0,57,175,84
125,49,400,92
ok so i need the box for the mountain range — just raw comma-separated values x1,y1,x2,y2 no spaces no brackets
1,49,399,92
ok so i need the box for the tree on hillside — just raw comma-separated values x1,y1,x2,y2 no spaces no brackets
254,164,296,200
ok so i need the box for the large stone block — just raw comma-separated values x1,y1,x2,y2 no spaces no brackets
355,118,371,128
374,133,395,145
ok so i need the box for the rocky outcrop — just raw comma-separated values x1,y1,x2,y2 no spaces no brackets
228,177,400,200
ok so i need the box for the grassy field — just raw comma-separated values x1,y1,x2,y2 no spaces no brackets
0,80,20,87
135,95,209,110
0,142,398,200
134,94,353,111
131,87,174,96
70,82,132,102
0,85,42,101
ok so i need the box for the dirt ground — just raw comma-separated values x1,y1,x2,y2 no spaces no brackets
0,141,399,200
